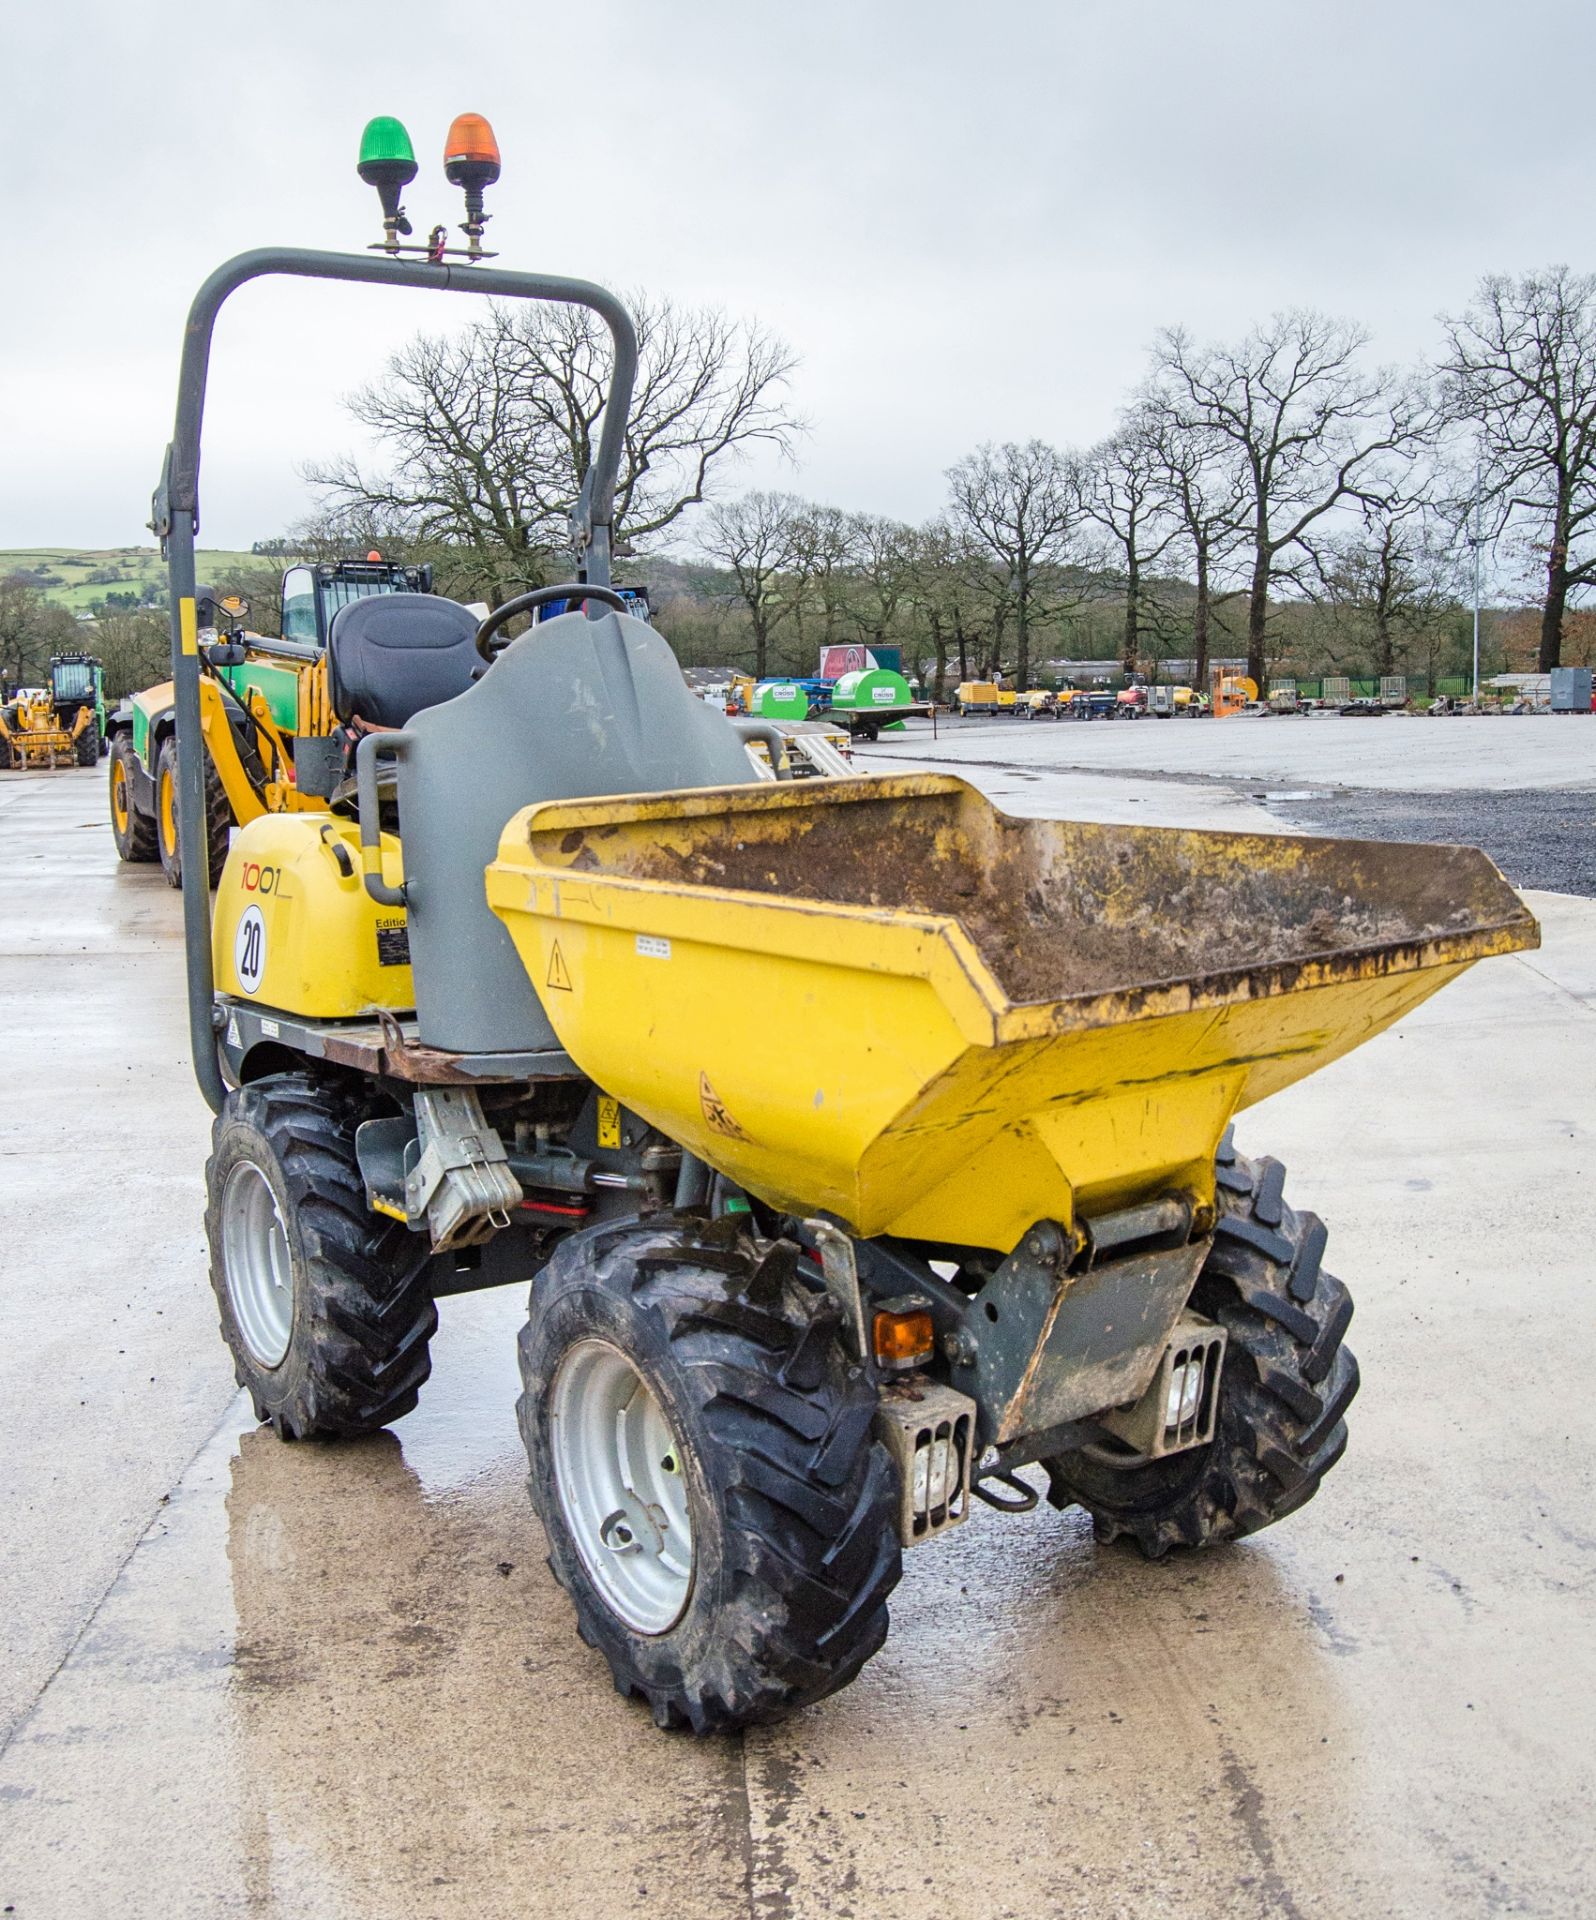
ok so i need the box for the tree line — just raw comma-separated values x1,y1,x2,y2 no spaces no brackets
13,265,1592,705
300,264,1596,694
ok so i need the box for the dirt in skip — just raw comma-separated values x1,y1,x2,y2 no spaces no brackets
581,798,1510,1006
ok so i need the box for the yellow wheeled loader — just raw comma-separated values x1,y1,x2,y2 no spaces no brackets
108,559,432,888
162,124,1539,1735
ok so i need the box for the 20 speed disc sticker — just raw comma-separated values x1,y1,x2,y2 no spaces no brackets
234,904,266,995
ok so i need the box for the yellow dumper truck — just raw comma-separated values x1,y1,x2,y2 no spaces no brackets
159,130,1539,1734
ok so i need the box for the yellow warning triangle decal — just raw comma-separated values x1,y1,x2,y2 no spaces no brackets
546,941,572,991
699,1072,750,1140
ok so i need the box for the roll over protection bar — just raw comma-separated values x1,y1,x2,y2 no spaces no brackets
153,249,639,1111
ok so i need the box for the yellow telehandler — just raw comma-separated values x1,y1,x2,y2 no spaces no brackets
0,653,107,769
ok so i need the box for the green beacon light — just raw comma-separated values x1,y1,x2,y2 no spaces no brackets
357,116,418,253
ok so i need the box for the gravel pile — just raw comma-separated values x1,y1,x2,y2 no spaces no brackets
1268,787,1596,898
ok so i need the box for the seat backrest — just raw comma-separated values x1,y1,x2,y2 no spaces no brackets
327,593,481,729
396,606,758,1055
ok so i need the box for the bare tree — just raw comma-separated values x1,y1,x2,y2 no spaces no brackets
306,325,554,602
307,295,800,604
846,513,919,656
946,441,1083,690
490,300,801,551
1137,389,1248,692
696,491,804,678
1313,491,1458,681
786,504,856,658
1154,313,1427,688
902,521,1002,698
91,609,172,702
1079,412,1183,675
1440,267,1596,670
0,578,78,691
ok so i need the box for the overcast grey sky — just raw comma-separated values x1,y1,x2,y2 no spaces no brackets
2,0,1591,552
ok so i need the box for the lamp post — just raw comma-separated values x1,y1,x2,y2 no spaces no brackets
1470,458,1483,705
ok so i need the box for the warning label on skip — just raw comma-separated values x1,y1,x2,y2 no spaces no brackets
546,941,572,991
699,1072,750,1141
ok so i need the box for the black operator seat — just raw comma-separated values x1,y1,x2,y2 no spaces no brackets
327,592,483,729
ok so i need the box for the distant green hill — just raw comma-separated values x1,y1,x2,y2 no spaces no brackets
1,547,272,613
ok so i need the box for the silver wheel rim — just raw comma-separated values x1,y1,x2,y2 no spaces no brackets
221,1160,294,1369
550,1339,694,1635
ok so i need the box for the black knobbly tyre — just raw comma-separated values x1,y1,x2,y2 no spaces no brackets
75,719,100,767
519,1219,902,1733
155,734,233,889
109,735,157,861
1045,1133,1359,1558
205,1072,436,1440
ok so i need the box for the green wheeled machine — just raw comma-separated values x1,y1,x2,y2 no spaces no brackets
107,557,431,888
160,120,1539,1734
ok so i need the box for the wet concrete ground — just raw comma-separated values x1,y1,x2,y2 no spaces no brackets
869,709,1596,894
898,707,1596,792
2,761,1594,1918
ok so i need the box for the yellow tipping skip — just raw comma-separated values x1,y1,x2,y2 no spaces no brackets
485,775,1538,1255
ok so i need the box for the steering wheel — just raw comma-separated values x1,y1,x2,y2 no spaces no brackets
474,582,631,662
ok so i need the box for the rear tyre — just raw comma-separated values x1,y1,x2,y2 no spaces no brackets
519,1220,901,1732
155,734,233,889
205,1072,437,1439
1043,1135,1358,1558
75,719,100,767
109,735,157,862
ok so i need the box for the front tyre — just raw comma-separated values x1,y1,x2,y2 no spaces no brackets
1045,1136,1358,1557
205,1072,437,1439
155,734,233,890
109,735,157,862
75,719,100,767
519,1221,901,1732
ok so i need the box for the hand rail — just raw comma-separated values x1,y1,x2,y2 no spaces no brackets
354,730,413,907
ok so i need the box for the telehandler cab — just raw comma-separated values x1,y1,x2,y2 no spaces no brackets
161,118,1540,1732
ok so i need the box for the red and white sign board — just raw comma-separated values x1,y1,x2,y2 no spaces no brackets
820,644,871,679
